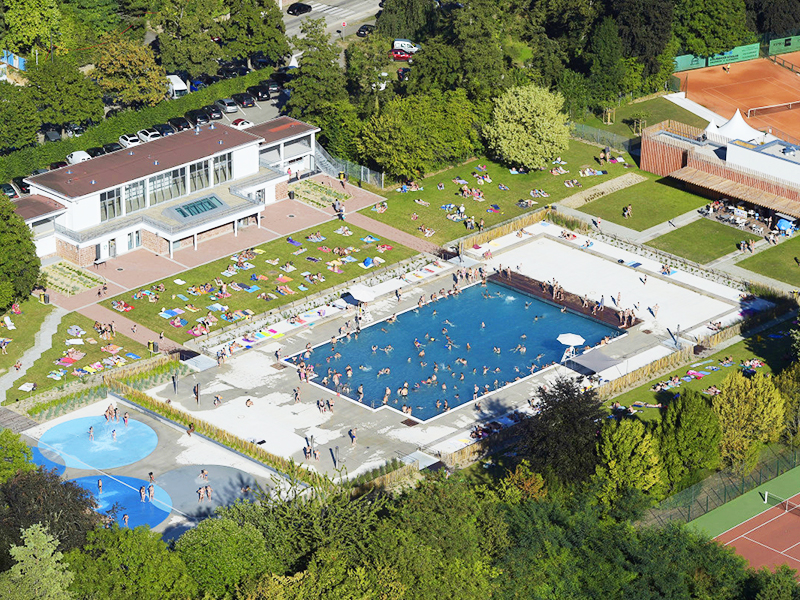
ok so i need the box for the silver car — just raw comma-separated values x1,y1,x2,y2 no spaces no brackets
215,98,239,113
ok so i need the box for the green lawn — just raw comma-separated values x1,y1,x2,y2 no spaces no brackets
364,141,638,245
739,234,800,288
605,324,793,422
0,298,55,376
4,313,149,404
579,175,708,231
645,219,760,264
102,220,417,344
577,96,709,139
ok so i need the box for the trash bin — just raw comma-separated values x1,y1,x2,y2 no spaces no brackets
288,190,295,200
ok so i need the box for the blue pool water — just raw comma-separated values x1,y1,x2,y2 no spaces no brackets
30,446,66,476
72,475,172,529
289,282,618,420
38,415,158,470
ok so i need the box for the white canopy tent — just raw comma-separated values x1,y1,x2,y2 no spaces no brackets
715,109,775,144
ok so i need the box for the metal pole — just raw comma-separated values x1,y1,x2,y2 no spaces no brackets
335,445,339,467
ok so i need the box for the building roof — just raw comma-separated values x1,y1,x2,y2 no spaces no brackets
670,166,800,218
247,116,319,146
27,124,263,199
12,194,66,222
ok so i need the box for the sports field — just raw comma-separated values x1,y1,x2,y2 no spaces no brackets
678,55,800,141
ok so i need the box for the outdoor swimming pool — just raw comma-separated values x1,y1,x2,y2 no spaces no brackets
289,282,619,420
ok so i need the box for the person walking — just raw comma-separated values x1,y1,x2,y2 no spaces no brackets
349,428,357,445
139,486,146,502
148,484,155,502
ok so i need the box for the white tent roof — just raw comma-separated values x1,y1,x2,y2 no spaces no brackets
717,109,769,143
704,119,718,133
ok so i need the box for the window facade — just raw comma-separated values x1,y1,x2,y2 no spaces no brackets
100,188,121,222
124,180,146,214
127,230,141,250
213,153,232,184
149,168,186,205
189,160,210,192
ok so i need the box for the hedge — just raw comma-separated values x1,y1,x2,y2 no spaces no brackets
0,69,274,182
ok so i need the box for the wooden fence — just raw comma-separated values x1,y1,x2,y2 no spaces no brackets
454,208,550,250
348,461,420,497
441,421,526,468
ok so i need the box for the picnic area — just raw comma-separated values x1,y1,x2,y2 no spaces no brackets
102,221,416,344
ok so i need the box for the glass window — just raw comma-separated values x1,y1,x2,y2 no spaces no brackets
127,230,141,250
213,152,232,184
189,160,210,192
149,168,186,205
100,188,121,222
125,180,146,214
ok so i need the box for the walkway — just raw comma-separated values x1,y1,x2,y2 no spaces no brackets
77,304,182,353
348,212,442,255
0,306,67,400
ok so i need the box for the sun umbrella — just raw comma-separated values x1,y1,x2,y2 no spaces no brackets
347,284,376,303
557,333,585,346
777,219,794,231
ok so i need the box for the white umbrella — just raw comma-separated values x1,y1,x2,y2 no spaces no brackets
557,333,585,346
347,284,376,303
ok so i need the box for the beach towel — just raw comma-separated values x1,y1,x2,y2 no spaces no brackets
48,369,67,380
280,265,297,272
159,310,177,318
361,235,380,243
184,305,200,312
440,204,456,210
625,261,642,268
328,266,343,274
292,248,307,256
101,344,123,354
287,237,302,246
245,285,260,293
176,294,189,301
66,338,85,345
171,318,188,328
3,316,15,330
174,278,186,285
306,235,327,242
221,269,237,277
486,207,499,213
266,258,280,265
277,275,293,283
56,357,76,366
298,285,309,291
306,256,321,263
207,303,226,312
341,255,357,263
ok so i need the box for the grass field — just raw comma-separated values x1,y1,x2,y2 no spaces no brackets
739,234,800,287
4,312,149,404
102,220,417,344
363,141,638,245
646,219,760,264
605,323,793,422
0,299,55,377
578,175,708,231
577,97,709,138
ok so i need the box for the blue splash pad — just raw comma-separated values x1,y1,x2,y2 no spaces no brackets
72,475,173,529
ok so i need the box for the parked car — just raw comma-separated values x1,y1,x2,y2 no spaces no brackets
356,24,375,37
197,73,222,86
85,147,106,158
137,128,162,142
202,105,223,120
260,79,282,94
65,122,86,138
271,66,298,86
49,161,68,170
190,79,207,92
118,134,142,148
1,183,18,199
287,2,312,15
11,177,30,195
218,65,250,79
168,117,192,132
152,123,176,137
388,49,413,61
66,151,92,165
250,52,277,70
232,93,256,108
215,98,239,113
185,109,210,125
230,118,254,130
247,85,270,101
43,130,61,143
102,142,123,153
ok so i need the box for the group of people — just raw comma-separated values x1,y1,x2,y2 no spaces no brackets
93,320,116,341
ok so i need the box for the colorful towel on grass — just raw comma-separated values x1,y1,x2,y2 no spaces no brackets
287,237,302,246
277,275,293,283
361,235,380,243
292,248,307,255
177,294,189,301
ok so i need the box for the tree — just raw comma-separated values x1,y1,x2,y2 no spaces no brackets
588,17,626,108
27,59,104,129
60,0,120,34
2,0,61,54
375,0,436,41
223,0,290,64
0,429,35,485
286,19,347,123
518,377,604,484
674,0,749,57
176,518,272,597
776,361,800,446
406,40,462,95
344,33,394,102
595,418,665,505
752,0,800,36
452,0,506,100
66,526,195,600
0,83,39,152
94,36,167,107
494,460,547,505
483,84,570,170
713,372,785,472
0,524,73,600
657,391,721,489
557,69,591,120
0,198,39,312
311,100,362,161
154,0,223,76
0,469,101,570
614,0,674,76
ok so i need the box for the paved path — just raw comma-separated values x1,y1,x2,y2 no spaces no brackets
0,406,37,433
77,304,183,353
348,212,443,255
635,209,704,243
0,306,67,401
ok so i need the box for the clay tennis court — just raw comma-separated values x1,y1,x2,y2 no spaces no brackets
715,492,800,573
678,53,800,142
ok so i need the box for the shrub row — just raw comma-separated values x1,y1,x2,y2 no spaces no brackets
28,385,108,419
0,69,272,182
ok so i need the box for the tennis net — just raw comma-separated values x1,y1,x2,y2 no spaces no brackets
747,101,800,118
764,491,800,516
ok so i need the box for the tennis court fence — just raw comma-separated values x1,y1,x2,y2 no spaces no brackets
569,123,637,153
770,54,800,75
642,445,800,527
763,491,800,517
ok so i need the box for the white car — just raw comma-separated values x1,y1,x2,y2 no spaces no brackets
137,128,162,142
119,134,142,148
230,118,254,130
66,151,92,165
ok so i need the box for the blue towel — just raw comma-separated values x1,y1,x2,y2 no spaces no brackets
698,371,711,375
625,261,642,268
177,294,189,301
246,285,260,293
298,285,309,291
126,353,141,359
287,237,302,246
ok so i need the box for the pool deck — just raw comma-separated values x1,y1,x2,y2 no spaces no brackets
142,222,759,479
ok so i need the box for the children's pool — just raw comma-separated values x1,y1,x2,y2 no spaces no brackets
289,282,619,420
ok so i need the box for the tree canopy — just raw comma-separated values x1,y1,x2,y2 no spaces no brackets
94,36,167,107
0,197,40,311
0,83,39,152
0,430,35,485
0,524,73,600
223,0,290,64
26,58,104,128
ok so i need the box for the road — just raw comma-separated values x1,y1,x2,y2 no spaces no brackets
283,0,381,38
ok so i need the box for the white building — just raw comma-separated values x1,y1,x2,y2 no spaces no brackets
19,116,319,266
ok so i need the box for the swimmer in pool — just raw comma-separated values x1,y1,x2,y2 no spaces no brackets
525,302,531,309
535,353,544,362
466,343,471,351
481,322,485,328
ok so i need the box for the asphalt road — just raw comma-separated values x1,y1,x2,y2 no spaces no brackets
283,0,381,38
